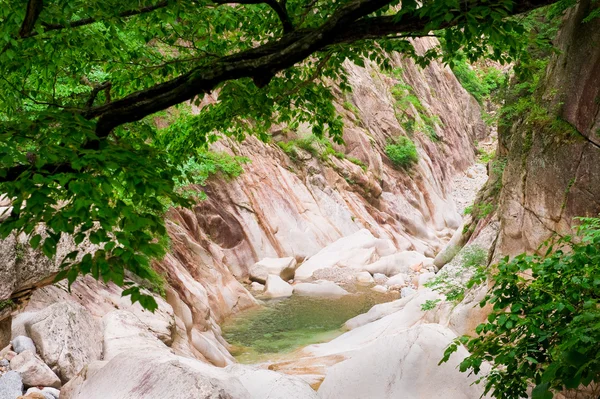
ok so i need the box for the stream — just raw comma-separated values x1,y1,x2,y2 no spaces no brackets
222,287,399,364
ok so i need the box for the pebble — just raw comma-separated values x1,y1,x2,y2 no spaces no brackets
11,336,36,355
371,285,388,294
373,273,388,284
24,387,60,399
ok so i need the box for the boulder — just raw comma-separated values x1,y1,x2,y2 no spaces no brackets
293,281,349,298
0,371,23,399
416,272,436,288
61,351,251,399
264,275,293,299
26,302,102,382
10,350,61,388
294,230,380,281
226,364,319,399
102,310,169,362
355,272,374,285
317,324,489,399
401,287,416,297
372,273,388,284
253,257,297,281
365,251,433,276
10,336,35,355
248,264,269,285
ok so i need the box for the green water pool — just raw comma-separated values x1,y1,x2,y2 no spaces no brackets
222,288,398,363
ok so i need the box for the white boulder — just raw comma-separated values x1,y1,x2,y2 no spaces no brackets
264,275,293,299
253,257,297,281
0,371,23,399
384,273,407,288
10,350,61,388
226,364,319,399
294,230,381,281
365,251,433,276
250,282,265,292
26,302,102,381
293,281,349,298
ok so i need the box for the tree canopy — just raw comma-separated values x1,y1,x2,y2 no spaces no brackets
0,0,562,308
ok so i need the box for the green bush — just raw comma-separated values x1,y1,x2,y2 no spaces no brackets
385,137,418,169
442,217,600,399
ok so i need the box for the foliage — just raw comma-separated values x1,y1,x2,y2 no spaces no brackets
0,0,571,309
424,245,487,305
421,298,442,311
464,202,495,219
442,217,600,399
390,68,442,142
178,151,250,188
0,299,14,311
385,136,418,169
449,57,506,104
277,134,348,164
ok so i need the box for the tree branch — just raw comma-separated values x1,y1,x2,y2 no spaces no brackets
82,0,556,137
213,0,294,33
19,0,44,38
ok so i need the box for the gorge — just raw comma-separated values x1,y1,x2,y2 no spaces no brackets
1,0,599,398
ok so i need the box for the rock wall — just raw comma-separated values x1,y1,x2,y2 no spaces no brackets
491,0,600,258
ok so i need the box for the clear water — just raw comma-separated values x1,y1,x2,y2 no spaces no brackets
222,288,398,363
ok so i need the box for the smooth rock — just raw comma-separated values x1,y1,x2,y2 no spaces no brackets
365,251,433,276
293,281,349,298
226,364,319,399
264,275,293,299
26,302,102,382
294,230,380,281
253,257,298,281
102,310,168,362
11,336,35,355
384,273,406,287
371,285,388,294
250,282,264,292
317,324,490,399
60,351,250,399
0,371,23,399
401,287,416,298
355,272,374,285
248,264,269,285
417,272,436,288
10,350,61,388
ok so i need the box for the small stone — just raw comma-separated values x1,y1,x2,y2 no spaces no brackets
250,282,264,292
401,287,416,298
0,370,24,399
41,387,60,399
355,272,374,285
10,350,61,388
384,273,407,287
20,392,46,399
5,351,17,361
24,387,59,399
10,337,35,355
0,344,12,358
373,273,388,284
0,359,9,367
371,285,388,294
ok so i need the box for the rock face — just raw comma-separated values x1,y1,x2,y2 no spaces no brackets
61,351,251,399
317,324,489,399
25,302,102,382
492,0,600,258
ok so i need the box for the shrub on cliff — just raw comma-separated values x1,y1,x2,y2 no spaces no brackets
442,217,600,399
385,137,418,169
